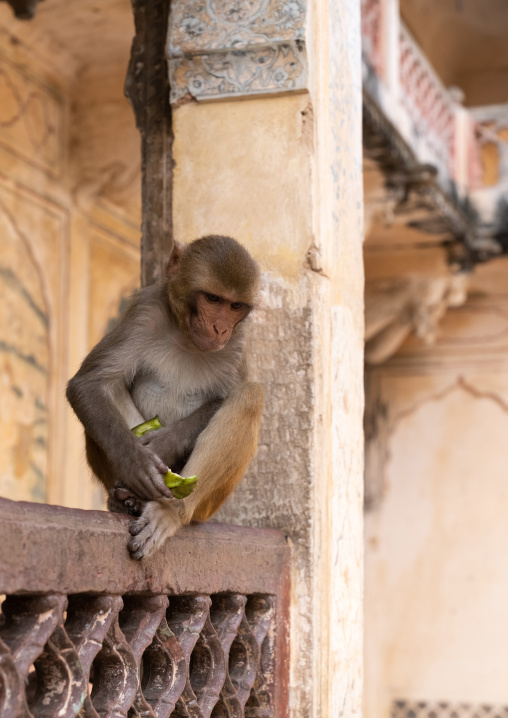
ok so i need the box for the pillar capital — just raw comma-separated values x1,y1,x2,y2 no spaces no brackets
167,0,307,103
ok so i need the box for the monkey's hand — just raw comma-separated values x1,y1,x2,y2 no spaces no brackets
113,441,173,501
138,426,190,473
127,498,188,560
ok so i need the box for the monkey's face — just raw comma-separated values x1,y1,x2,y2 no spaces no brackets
189,291,251,352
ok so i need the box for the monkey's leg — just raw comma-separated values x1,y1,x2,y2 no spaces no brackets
127,382,264,559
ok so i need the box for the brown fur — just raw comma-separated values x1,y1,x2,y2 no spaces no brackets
66,235,263,559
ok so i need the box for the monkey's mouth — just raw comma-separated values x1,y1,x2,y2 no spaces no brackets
189,328,227,353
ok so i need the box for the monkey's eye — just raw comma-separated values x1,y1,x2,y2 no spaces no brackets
204,293,221,303
231,302,245,312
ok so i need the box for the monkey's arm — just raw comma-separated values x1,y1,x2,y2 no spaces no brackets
66,311,172,501
127,382,263,559
112,382,146,429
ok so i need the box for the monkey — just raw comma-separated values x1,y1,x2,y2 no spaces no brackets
66,235,264,560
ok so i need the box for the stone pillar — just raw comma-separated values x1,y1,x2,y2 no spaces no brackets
128,0,365,715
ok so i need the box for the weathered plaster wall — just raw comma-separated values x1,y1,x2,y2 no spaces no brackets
364,256,508,718
173,95,313,280
0,4,141,508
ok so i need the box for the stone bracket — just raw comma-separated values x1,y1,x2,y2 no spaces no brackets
167,0,308,103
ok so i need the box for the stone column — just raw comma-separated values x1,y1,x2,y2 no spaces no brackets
128,0,364,715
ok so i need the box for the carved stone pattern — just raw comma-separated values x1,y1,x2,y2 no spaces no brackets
167,0,307,102
399,24,456,176
0,591,275,718
169,42,306,102
392,700,508,718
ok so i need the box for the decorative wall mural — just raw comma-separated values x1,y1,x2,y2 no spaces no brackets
0,196,50,502
0,54,64,177
87,227,140,349
0,18,141,510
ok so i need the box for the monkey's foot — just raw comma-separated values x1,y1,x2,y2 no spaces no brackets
127,499,184,560
108,486,145,516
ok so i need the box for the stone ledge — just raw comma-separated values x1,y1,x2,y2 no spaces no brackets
0,497,289,596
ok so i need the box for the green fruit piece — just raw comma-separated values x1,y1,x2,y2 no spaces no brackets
172,476,199,498
131,416,162,437
131,417,199,498
163,469,198,496
163,469,184,488
172,484,196,499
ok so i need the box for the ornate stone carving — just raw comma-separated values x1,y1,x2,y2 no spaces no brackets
0,500,290,716
167,0,307,102
0,591,277,717
365,274,469,364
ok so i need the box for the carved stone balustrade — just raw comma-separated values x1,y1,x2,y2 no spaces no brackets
0,498,290,718
360,0,501,266
361,0,482,198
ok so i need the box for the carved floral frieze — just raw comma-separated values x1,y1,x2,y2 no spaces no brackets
167,0,307,102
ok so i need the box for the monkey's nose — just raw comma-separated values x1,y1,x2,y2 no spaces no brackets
213,323,229,337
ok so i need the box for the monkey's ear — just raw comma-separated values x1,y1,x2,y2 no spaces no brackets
166,241,186,279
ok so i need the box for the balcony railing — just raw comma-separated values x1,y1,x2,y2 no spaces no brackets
398,22,456,177
0,498,290,718
361,0,482,194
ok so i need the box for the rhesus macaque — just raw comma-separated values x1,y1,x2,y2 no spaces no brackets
66,235,263,559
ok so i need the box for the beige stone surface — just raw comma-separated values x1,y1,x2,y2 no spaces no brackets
364,257,508,718
173,94,313,280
